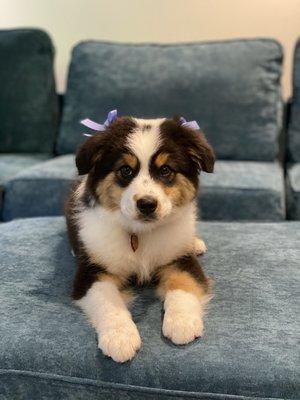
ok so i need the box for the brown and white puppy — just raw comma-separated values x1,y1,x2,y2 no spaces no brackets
65,116,215,363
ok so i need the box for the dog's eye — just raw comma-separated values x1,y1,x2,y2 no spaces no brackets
159,165,172,177
119,165,133,178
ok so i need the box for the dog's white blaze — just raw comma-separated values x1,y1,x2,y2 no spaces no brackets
127,118,165,166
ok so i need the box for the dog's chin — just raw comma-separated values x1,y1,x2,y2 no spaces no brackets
120,211,170,233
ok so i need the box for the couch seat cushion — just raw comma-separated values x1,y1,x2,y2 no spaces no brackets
2,155,75,221
57,39,282,161
0,29,58,152
2,157,284,221
0,154,49,216
0,154,50,184
287,163,300,219
200,161,284,220
0,217,299,399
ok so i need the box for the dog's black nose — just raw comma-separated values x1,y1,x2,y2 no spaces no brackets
136,196,157,216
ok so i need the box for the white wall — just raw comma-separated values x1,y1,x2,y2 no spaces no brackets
1,0,300,97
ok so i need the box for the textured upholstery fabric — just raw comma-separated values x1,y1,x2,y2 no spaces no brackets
200,161,284,221
57,40,283,161
286,163,300,220
0,217,299,399
2,157,284,221
2,155,75,221
0,154,50,184
0,29,58,153
0,154,49,217
288,39,300,162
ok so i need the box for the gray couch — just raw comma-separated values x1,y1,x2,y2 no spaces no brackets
0,29,299,399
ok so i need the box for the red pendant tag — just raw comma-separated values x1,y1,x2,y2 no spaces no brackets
130,234,139,252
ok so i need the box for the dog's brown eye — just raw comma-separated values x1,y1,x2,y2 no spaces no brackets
119,165,133,178
159,165,172,177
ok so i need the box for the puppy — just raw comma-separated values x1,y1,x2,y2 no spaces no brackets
65,116,215,363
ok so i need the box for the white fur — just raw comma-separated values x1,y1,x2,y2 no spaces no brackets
78,201,197,282
76,280,141,363
162,289,204,344
194,237,207,255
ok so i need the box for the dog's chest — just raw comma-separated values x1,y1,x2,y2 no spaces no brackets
78,209,195,281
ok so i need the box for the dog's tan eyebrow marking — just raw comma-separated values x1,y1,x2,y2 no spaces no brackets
122,153,138,169
154,152,170,168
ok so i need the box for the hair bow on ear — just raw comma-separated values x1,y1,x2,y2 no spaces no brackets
180,117,200,130
80,109,118,137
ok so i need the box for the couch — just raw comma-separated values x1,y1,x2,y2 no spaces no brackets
0,29,299,399
287,39,300,219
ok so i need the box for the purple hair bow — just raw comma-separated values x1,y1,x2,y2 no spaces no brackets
80,109,118,137
80,109,200,137
179,117,200,130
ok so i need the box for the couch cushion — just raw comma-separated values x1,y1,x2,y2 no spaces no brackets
2,155,75,221
200,161,285,220
288,38,300,162
0,217,299,399
287,163,300,219
57,39,283,161
0,29,58,153
2,157,285,221
0,154,49,217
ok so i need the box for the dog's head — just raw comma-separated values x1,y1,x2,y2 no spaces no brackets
76,116,215,231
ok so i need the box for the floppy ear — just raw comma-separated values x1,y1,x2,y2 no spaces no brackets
188,130,215,173
75,135,105,175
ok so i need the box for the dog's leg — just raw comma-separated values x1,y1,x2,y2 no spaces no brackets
75,273,141,363
194,237,207,255
157,255,212,345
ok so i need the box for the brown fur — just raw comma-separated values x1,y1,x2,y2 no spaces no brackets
124,153,138,169
154,152,169,168
162,173,196,206
95,172,123,210
157,267,206,300
157,255,210,301
159,118,215,178
98,272,122,287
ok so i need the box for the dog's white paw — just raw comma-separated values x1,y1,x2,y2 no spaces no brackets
98,321,141,363
162,310,204,345
194,238,207,256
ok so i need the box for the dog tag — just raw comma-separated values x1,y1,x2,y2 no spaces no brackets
130,234,139,252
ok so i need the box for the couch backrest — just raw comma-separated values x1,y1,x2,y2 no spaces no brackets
57,39,283,161
288,38,300,163
0,29,58,153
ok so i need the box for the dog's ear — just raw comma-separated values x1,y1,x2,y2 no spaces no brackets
187,130,215,173
75,135,106,175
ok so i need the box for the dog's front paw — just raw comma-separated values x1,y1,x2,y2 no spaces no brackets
194,238,207,256
163,310,203,345
98,321,141,363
